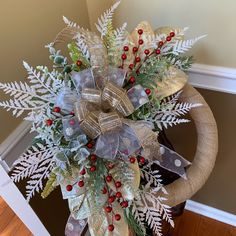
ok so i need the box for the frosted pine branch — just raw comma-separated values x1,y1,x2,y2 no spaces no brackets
63,16,78,28
23,61,57,96
0,81,49,117
26,158,54,201
95,1,121,38
11,144,56,182
153,114,190,130
75,33,90,60
171,35,207,55
114,22,127,46
149,92,201,130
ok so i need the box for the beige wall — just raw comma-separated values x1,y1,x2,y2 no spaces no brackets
86,0,112,31
0,0,90,143
113,0,236,68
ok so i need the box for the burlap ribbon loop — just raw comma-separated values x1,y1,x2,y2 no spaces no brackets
99,111,122,134
102,82,135,116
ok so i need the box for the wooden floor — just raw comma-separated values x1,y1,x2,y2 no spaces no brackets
0,196,236,236
171,210,236,236
0,197,32,236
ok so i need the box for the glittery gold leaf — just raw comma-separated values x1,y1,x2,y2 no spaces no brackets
108,161,140,200
156,66,188,98
88,202,129,236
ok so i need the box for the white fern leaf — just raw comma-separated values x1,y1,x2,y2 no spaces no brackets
171,35,206,55
63,16,78,28
114,22,127,46
26,159,54,201
23,61,57,96
155,114,190,130
156,198,174,227
95,1,121,38
170,102,202,116
75,33,90,59
11,144,55,182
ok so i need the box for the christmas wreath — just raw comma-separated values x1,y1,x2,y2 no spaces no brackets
0,1,218,235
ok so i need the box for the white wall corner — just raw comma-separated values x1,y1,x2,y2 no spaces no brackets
189,63,236,94
0,120,32,170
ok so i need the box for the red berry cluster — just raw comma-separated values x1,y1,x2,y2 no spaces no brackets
103,165,131,232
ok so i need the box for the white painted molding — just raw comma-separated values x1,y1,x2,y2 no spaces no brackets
0,164,50,236
189,63,236,94
186,200,236,227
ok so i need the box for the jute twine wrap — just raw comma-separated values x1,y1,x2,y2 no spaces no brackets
158,84,218,207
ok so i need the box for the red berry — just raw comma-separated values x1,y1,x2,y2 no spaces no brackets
78,180,84,187
139,156,146,164
70,111,75,116
138,39,144,45
45,119,53,126
90,166,96,172
123,46,129,51
135,57,141,62
156,49,161,55
116,192,122,198
108,224,114,232
76,60,82,66
106,175,112,182
129,157,136,163
69,119,75,126
121,53,127,60
121,201,128,208
115,214,121,221
90,154,97,161
158,41,164,47
108,196,116,204
133,47,138,53
144,49,150,55
129,64,134,70
53,107,61,113
80,169,86,175
166,36,172,41
108,163,114,169
129,76,136,84
138,29,143,35
102,187,107,194
170,31,175,37
105,206,112,213
145,88,151,95
66,185,73,191
115,181,122,188
87,143,93,149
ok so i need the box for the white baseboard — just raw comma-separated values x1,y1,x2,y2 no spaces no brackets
189,63,236,94
0,120,32,171
186,200,236,227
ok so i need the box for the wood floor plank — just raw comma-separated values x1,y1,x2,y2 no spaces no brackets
1,196,236,236
0,197,32,236
172,210,236,236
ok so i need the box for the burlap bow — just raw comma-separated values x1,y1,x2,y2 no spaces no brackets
71,67,158,160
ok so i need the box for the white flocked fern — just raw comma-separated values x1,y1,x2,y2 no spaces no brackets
95,0,121,38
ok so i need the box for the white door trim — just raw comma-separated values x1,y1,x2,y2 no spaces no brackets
0,164,50,236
